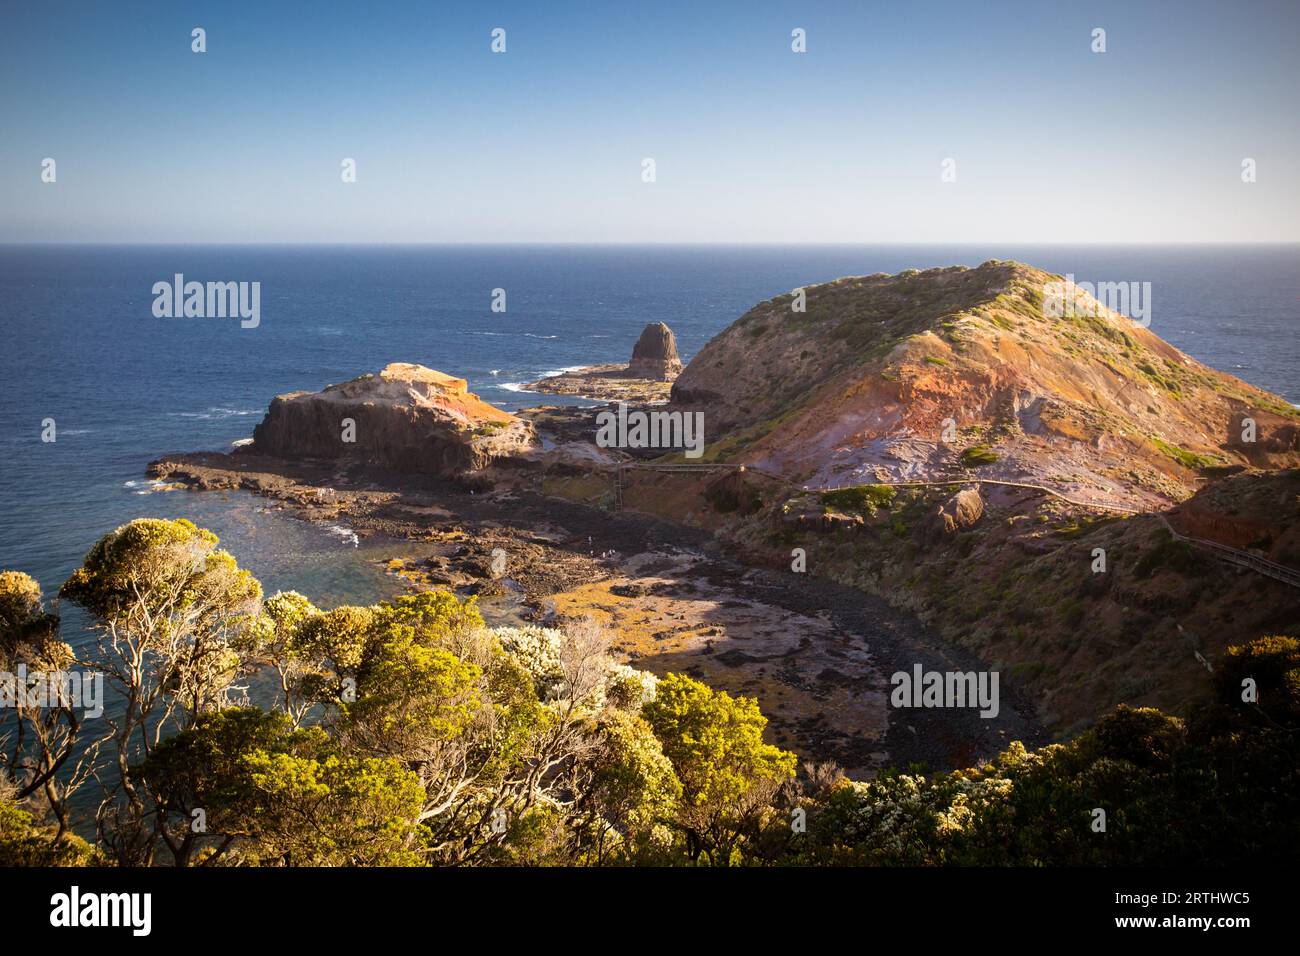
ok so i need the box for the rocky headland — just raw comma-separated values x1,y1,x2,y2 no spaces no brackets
149,261,1300,763
671,261,1299,501
634,261,1300,732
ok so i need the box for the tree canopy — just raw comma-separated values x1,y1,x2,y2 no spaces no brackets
2,516,1297,867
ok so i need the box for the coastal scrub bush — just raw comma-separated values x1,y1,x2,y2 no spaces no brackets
0,571,85,833
821,484,897,515
0,795,97,866
576,708,682,863
1054,514,1122,538
1150,436,1216,471
800,696,1300,866
1137,359,1182,396
57,518,263,863
4,513,1299,868
137,707,426,866
644,673,797,864
960,444,999,466
491,619,655,708
1132,528,1206,579
1215,635,1300,725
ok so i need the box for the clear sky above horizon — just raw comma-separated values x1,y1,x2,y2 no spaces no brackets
2,0,1298,243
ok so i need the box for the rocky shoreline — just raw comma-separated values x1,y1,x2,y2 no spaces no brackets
525,364,673,403
525,321,684,402
147,447,1047,777
143,260,1300,772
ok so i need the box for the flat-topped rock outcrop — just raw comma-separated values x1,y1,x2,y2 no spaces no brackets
251,362,535,475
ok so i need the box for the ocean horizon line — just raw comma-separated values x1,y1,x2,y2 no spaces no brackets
4,240,1300,249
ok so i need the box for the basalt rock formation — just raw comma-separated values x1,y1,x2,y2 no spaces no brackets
628,322,683,381
251,362,535,476
931,486,984,537
525,322,682,401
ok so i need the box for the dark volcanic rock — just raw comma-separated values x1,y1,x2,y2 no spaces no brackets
932,486,984,536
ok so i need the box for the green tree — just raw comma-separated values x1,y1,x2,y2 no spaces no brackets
137,707,425,866
324,593,539,863
0,795,97,866
244,590,320,726
1216,635,1300,727
60,518,262,864
643,673,796,864
577,708,682,863
0,571,91,834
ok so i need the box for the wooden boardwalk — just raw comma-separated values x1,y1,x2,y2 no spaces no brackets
609,462,1300,589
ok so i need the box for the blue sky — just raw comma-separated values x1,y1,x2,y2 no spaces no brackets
2,0,1297,242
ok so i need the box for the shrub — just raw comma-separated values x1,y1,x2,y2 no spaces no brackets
820,484,897,515
960,444,998,466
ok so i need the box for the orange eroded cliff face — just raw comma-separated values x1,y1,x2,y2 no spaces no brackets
252,362,534,475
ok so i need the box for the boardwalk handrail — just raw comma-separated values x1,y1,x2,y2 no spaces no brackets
1158,515,1300,589
610,462,1300,589
817,477,1144,515
615,464,1143,512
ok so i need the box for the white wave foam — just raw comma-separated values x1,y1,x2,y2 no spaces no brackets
169,407,259,420
500,365,586,393
468,331,556,340
326,525,360,547
129,479,173,496
540,365,587,378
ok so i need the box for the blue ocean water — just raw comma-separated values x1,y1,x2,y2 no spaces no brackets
1,244,1297,611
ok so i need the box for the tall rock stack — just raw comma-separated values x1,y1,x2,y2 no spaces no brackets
628,322,683,381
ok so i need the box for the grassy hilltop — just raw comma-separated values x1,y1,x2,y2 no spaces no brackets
615,261,1300,732
672,260,1299,501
